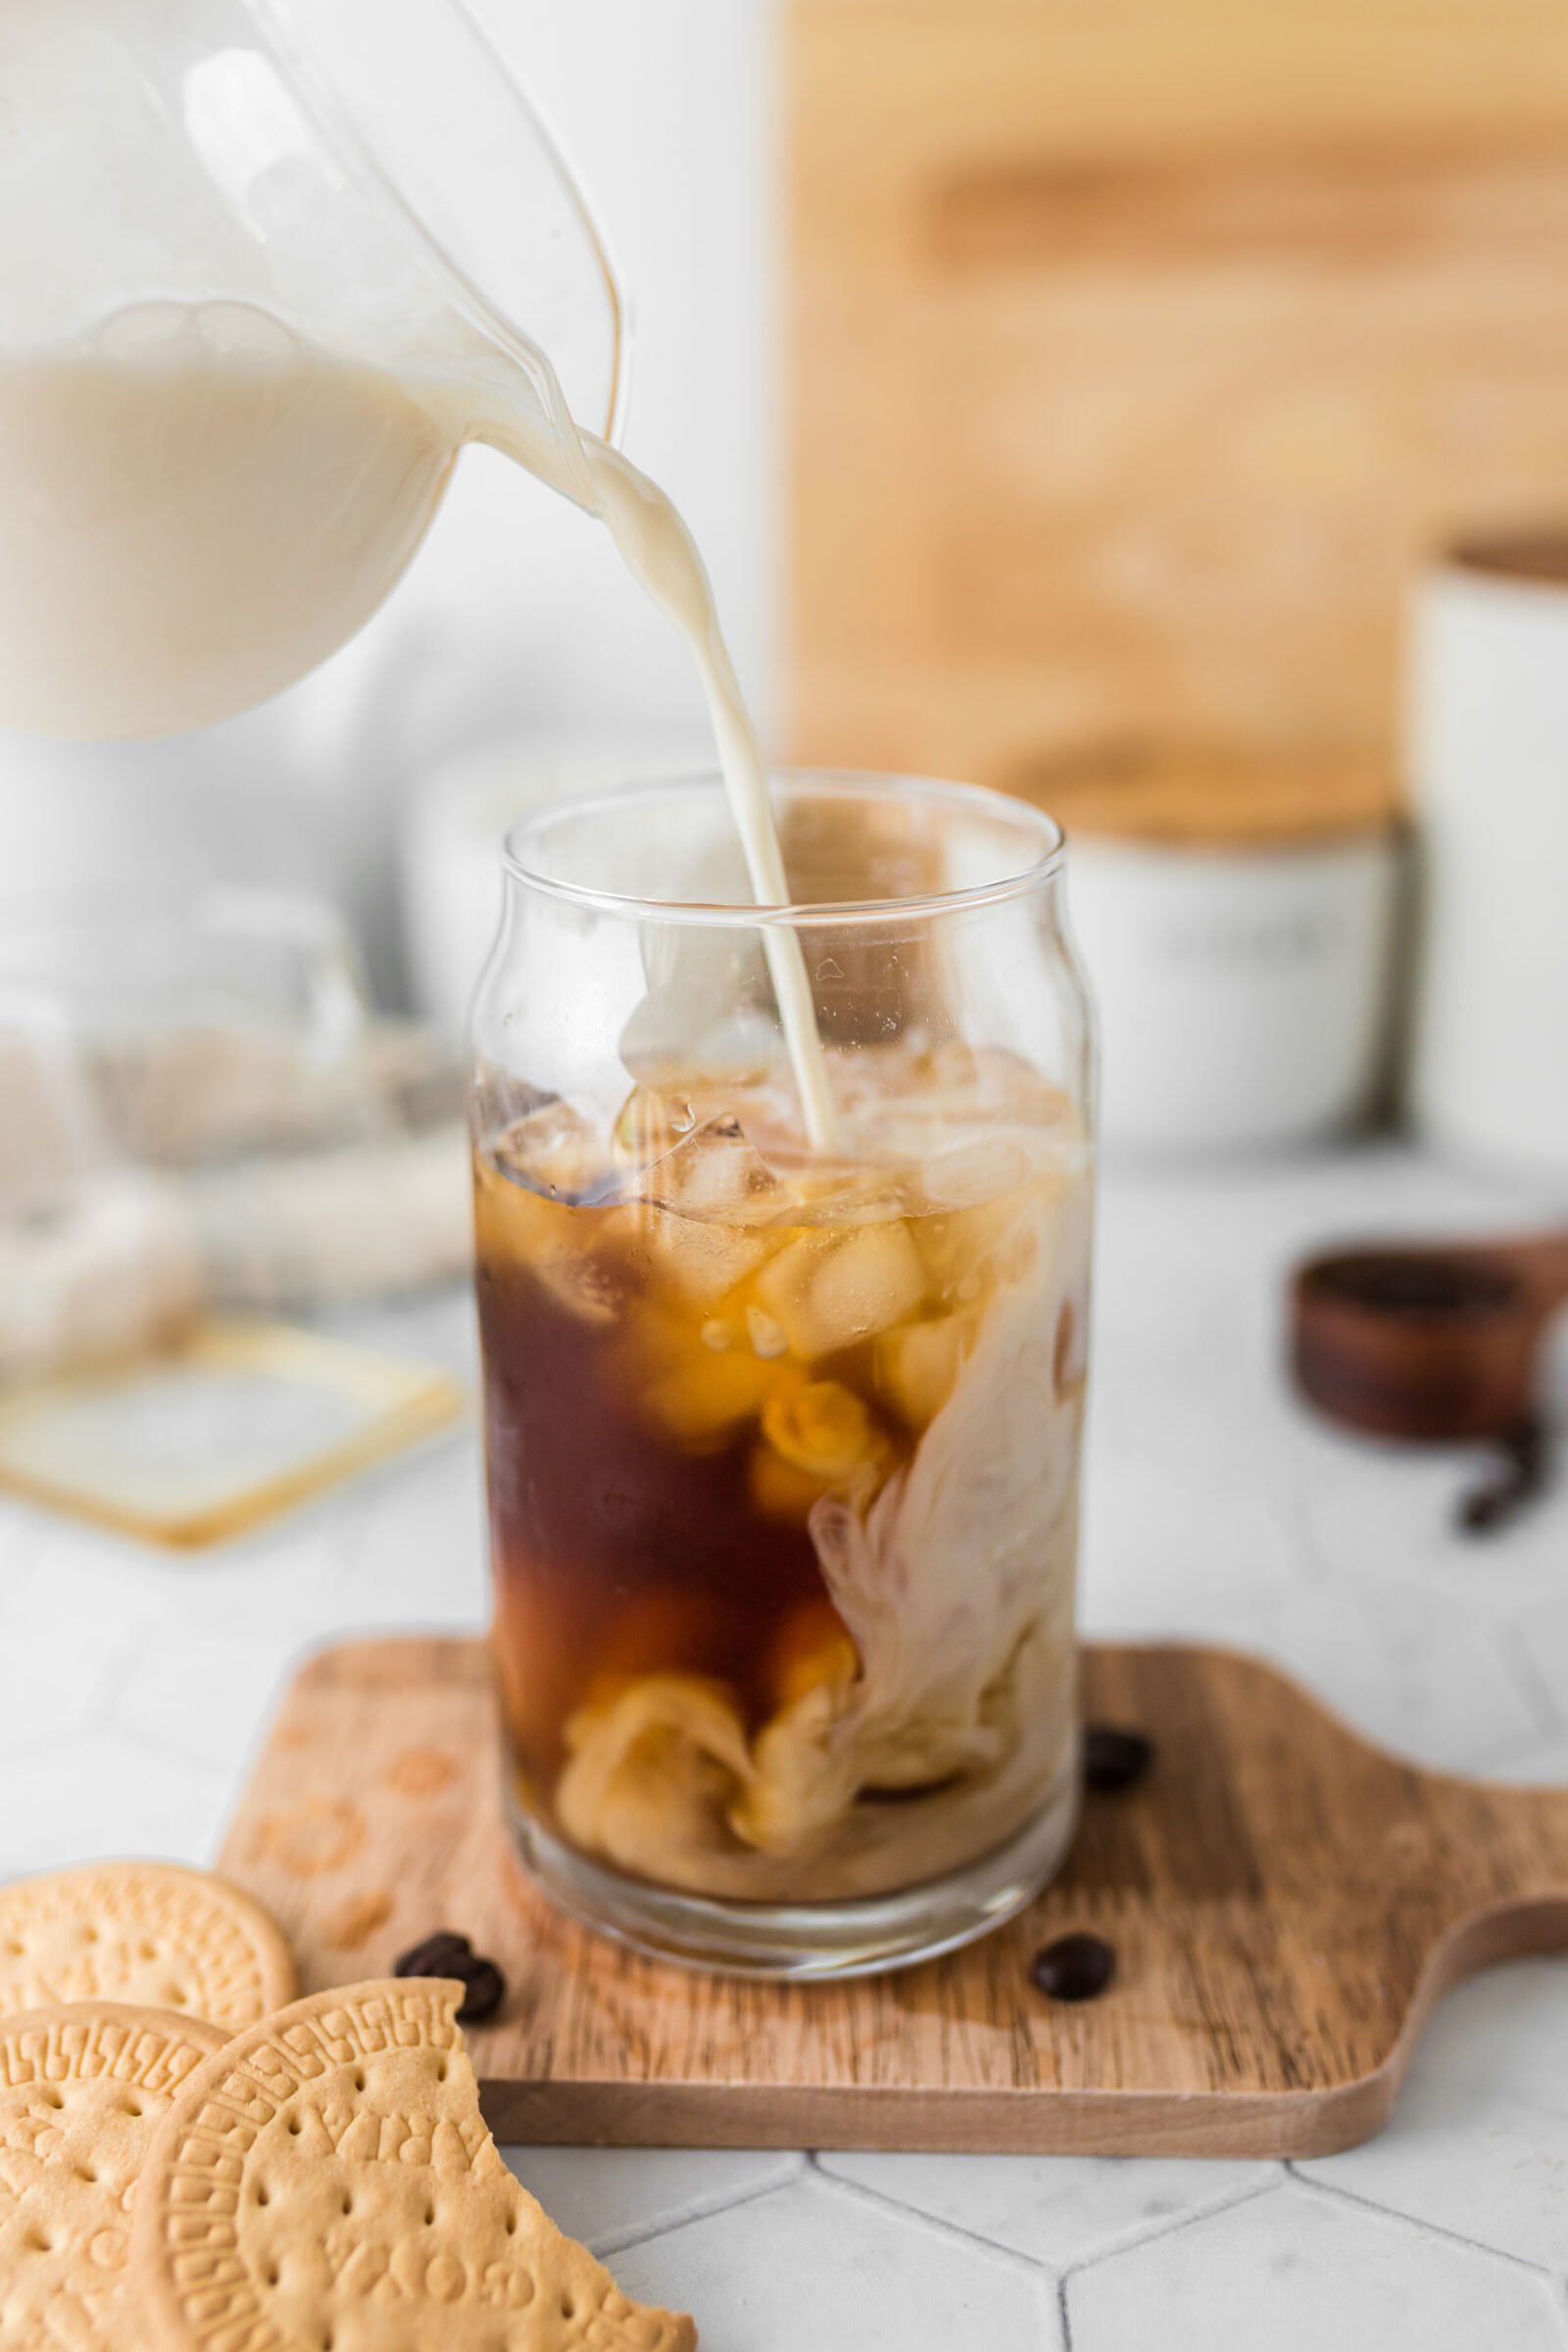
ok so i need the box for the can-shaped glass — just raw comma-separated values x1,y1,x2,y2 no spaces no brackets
470,772,1096,1976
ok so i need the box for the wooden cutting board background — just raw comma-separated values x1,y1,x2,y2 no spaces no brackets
219,1636,1568,2158
788,0,1568,803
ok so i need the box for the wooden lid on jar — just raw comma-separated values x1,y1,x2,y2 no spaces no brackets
1447,527,1568,588
1005,746,1399,851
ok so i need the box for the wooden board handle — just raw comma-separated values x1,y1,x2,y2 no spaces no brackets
217,1637,1568,2159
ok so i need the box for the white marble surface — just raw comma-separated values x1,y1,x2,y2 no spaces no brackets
3,1143,1568,2350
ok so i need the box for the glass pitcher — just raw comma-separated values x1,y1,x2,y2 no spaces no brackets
0,0,628,741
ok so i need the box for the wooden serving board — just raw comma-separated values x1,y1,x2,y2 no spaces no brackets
219,1637,1568,2159
789,0,1568,796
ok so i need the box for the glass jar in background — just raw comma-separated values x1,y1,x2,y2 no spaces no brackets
470,773,1096,1976
0,885,468,1391
0,887,374,1196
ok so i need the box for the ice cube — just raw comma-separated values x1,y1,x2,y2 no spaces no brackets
475,1152,630,1325
858,1045,1083,1183
916,1189,1056,1311
746,1303,789,1357
919,1134,1039,1209
615,1202,775,1312
639,1113,791,1224
612,1084,700,1174
874,1313,972,1428
489,1098,607,1203
530,1245,631,1327
639,1339,786,1446
607,1110,797,1308
753,1218,928,1360
760,1379,885,1480
780,1156,913,1230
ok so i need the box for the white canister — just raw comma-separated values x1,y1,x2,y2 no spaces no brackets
1025,755,1402,1153
1408,540,1568,1180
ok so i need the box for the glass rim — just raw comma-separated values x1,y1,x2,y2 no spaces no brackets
501,769,1066,930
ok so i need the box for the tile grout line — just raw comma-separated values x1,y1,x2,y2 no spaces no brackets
1283,2165,1563,2281
14,1597,171,1759
803,2155,1053,2281
90,1609,181,1752
1054,2166,1296,2276
585,2156,809,2260
1491,1619,1567,1746
1268,1494,1335,1592
1056,2174,1288,2289
90,1697,248,1787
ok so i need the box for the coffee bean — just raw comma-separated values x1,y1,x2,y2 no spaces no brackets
393,1931,474,1980
454,1959,507,2025
1084,1725,1152,1792
393,1931,508,2025
1030,1932,1114,2002
1459,1416,1549,1537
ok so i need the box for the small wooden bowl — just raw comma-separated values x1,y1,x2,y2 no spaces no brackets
1292,1233,1568,1442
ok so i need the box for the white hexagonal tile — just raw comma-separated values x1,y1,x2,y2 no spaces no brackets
163,1524,372,1651
107,1618,305,1778
1498,1592,1568,1734
1081,1539,1537,1773
1253,1575,1541,1773
15,1517,191,1632
0,1732,232,1879
339,1433,487,1634
1298,1959,1568,2271
1079,1462,1296,1653
1301,2094,1568,2282
817,2149,1280,2268
1300,1446,1568,1604
0,1497,45,1587
0,1585,152,1759
501,2147,803,2254
1396,1957,1568,2110
1067,2180,1565,2352
608,2176,1056,2352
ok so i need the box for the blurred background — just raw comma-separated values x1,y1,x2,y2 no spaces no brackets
4,0,1568,1435
8,0,1567,1178
0,0,774,1016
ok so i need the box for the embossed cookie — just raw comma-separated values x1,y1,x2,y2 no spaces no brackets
0,1863,296,2031
0,2001,226,2351
130,1978,697,2351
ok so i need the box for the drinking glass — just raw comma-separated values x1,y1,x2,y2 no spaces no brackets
470,773,1096,1976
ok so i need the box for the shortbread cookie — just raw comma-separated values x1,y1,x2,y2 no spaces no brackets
0,1862,296,2030
131,1978,697,2351
0,2001,226,2351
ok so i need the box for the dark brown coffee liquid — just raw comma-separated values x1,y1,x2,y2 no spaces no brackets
471,1048,1091,1903
476,1187,887,1804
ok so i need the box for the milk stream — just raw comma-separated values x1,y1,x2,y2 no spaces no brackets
478,416,839,1154
0,303,837,1148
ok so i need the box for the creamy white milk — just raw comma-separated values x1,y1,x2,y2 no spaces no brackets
0,302,836,1145
0,305,455,741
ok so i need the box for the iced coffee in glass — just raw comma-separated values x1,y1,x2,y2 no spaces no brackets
470,773,1095,1974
